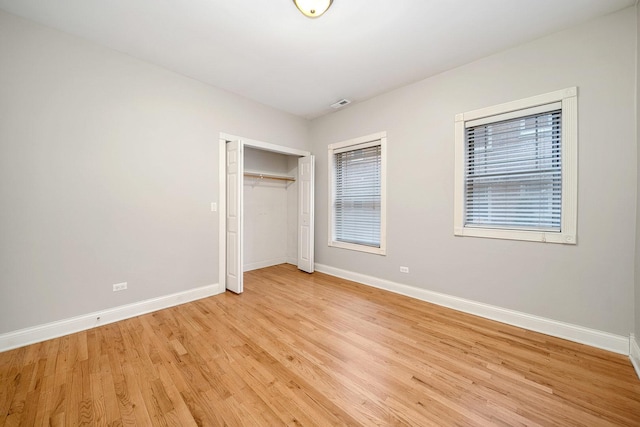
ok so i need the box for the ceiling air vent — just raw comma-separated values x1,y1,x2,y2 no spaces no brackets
330,99,351,109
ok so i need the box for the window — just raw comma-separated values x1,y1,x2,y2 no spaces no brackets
328,132,386,255
454,88,577,244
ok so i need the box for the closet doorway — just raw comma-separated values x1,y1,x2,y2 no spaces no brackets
219,134,314,294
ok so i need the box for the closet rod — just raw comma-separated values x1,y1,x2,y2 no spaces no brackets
244,172,295,182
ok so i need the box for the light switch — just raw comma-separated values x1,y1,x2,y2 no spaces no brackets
211,202,217,212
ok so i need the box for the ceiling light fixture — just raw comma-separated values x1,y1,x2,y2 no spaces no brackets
293,0,333,18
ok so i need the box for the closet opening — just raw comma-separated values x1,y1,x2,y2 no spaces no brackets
218,134,314,294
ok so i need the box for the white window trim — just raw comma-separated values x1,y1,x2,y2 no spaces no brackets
454,87,577,244
328,131,387,255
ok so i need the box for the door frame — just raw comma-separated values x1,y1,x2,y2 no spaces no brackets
218,133,311,291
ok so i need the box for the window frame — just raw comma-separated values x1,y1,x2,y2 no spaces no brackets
328,131,387,255
454,87,577,244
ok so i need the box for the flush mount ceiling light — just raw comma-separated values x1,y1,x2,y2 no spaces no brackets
293,0,333,18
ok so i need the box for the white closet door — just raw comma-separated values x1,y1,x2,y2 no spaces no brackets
226,140,244,293
297,155,314,273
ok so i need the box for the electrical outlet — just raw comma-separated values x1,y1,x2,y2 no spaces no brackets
113,282,128,292
400,266,409,273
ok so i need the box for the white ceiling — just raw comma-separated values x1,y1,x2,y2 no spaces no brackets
0,0,635,118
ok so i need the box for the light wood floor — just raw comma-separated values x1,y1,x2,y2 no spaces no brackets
1,264,639,426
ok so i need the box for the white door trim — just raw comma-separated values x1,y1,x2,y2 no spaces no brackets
218,138,227,293
220,133,310,157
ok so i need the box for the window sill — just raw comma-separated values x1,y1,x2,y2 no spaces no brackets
329,240,387,255
454,227,576,244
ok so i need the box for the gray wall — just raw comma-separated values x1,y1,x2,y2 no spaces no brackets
636,3,640,341
311,7,637,336
0,10,309,334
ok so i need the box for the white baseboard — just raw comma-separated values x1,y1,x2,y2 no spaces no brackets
630,334,640,379
244,257,287,272
0,283,222,353
286,257,297,266
315,264,629,355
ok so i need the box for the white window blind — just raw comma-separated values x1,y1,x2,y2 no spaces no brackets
465,107,562,231
334,142,381,247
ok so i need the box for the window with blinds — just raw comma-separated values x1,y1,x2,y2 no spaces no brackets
465,107,562,231
328,132,387,254
454,88,577,244
334,143,381,247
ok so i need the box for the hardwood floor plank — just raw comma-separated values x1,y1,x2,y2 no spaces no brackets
46,384,66,426
1,263,639,426
154,364,198,427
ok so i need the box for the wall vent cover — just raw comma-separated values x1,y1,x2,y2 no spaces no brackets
330,99,351,109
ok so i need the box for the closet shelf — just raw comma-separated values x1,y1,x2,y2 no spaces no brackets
244,171,295,182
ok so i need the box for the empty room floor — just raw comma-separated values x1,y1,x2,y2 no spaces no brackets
1,264,639,425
